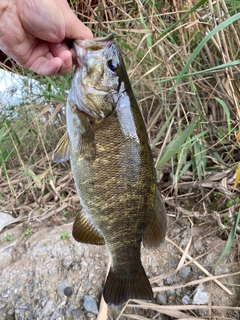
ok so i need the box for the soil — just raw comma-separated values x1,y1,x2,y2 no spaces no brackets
1,210,240,320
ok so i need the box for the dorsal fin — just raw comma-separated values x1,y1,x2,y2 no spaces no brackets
72,211,105,245
52,132,70,163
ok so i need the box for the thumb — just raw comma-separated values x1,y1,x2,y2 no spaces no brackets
60,1,93,40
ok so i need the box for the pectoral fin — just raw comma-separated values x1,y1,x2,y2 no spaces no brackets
72,211,105,245
75,107,96,161
52,132,70,163
142,187,167,249
78,132,96,160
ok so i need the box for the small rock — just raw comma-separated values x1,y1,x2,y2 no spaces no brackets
0,302,5,309
57,280,72,299
169,258,178,267
165,274,174,284
182,294,191,304
193,284,209,305
178,266,191,278
173,276,181,283
72,307,84,320
83,296,98,315
167,289,176,295
86,313,96,319
157,293,167,305
197,309,208,317
64,287,73,297
41,300,56,316
50,311,61,320
215,265,229,275
193,239,203,253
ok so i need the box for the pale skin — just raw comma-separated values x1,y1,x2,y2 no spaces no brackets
0,0,93,75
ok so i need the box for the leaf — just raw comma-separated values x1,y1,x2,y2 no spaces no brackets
155,118,198,171
157,60,240,84
151,104,178,149
0,212,19,233
170,12,240,95
215,209,240,267
215,98,231,133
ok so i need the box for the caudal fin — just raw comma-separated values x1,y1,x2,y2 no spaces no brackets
103,265,153,306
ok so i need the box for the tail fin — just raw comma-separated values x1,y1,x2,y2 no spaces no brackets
103,265,153,306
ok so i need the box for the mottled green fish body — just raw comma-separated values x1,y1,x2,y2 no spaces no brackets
53,35,167,306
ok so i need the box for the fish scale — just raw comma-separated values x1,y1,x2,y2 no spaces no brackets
53,34,167,306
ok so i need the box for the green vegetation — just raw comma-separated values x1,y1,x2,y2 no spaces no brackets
24,228,33,238
60,231,69,240
1,233,14,242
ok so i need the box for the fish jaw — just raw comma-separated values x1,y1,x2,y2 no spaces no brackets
69,36,123,120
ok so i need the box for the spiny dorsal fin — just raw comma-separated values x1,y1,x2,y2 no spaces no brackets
142,187,167,249
52,132,70,163
72,211,105,245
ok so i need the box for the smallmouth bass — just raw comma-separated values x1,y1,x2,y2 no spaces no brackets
53,34,167,306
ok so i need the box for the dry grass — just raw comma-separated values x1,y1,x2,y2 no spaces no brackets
1,0,240,319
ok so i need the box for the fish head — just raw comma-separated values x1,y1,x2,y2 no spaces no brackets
69,34,124,120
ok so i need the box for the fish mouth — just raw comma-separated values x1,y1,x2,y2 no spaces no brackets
72,35,114,72
82,83,109,95
74,34,114,51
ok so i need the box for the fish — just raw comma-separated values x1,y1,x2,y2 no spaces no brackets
53,34,167,306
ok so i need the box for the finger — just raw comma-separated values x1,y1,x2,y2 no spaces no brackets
29,56,63,76
60,2,93,40
48,41,70,57
66,17,93,40
57,50,73,75
48,43,73,75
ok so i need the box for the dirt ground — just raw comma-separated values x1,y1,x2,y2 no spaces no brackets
1,209,240,320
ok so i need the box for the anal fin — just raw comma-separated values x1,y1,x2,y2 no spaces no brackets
72,211,105,245
142,187,167,249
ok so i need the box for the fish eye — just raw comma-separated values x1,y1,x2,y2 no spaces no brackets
107,59,118,72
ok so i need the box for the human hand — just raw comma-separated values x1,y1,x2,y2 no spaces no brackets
0,0,93,75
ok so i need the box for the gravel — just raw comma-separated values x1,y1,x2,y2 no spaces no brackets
83,296,98,315
193,284,209,305
0,222,238,319
178,266,191,278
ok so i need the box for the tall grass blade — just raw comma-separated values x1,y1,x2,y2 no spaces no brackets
170,12,240,94
215,98,231,133
156,118,198,171
151,104,178,149
215,209,240,267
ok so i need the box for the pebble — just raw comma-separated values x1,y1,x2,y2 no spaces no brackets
178,266,191,279
50,311,61,320
169,258,178,267
64,287,73,297
83,296,98,315
165,274,175,284
57,280,72,299
156,293,167,305
0,302,5,309
182,294,191,304
72,307,84,319
41,300,56,316
215,265,229,275
193,284,209,305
